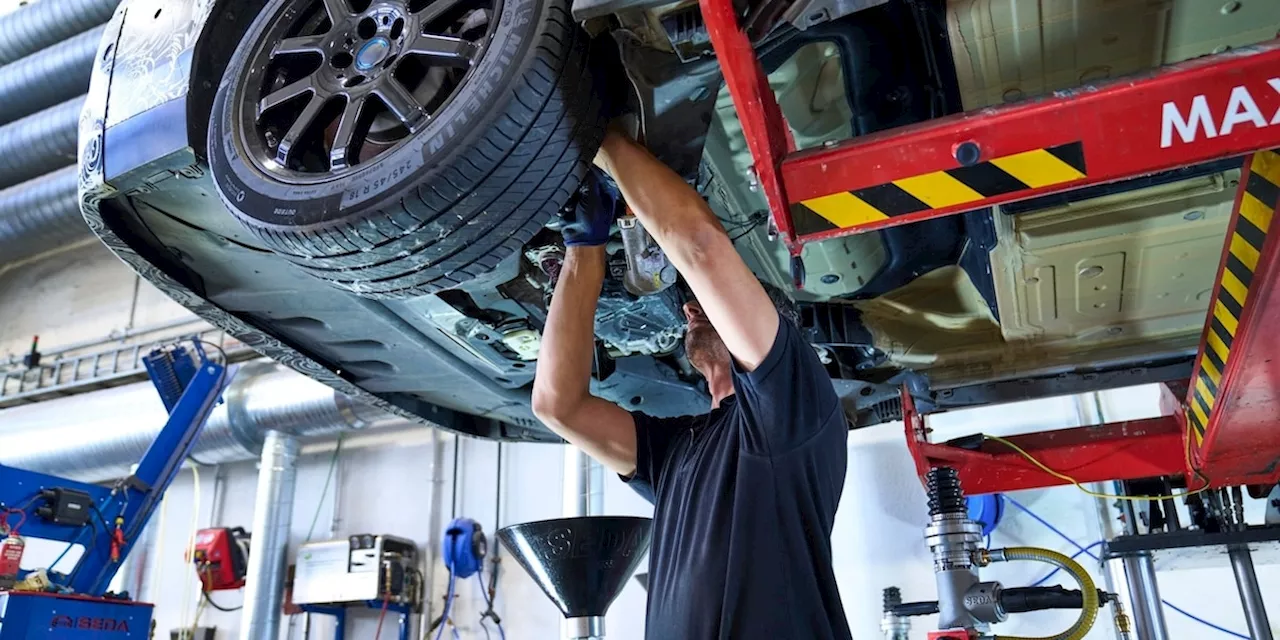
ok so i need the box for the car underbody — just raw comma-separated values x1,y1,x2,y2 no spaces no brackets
79,0,1280,440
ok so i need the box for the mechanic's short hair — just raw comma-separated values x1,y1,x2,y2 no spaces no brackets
679,280,800,328
758,280,800,329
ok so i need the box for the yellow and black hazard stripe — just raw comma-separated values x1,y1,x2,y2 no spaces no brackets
1188,150,1280,442
792,142,1088,235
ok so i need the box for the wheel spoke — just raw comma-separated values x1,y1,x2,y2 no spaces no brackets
273,34,328,57
404,33,478,67
414,0,466,26
275,93,328,166
329,95,368,170
322,0,353,23
373,81,425,127
258,76,319,117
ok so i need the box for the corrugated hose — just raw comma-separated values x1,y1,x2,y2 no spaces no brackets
985,546,1099,640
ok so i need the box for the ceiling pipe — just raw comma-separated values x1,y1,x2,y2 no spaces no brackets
0,26,102,124
0,165,86,268
0,360,415,483
0,96,83,189
0,0,120,65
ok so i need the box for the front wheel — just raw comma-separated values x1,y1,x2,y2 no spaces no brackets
208,0,604,297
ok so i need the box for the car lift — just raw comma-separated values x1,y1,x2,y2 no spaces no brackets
0,340,227,638
699,0,1280,499
700,1,1280,638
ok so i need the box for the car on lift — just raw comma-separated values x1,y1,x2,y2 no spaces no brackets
79,0,1280,440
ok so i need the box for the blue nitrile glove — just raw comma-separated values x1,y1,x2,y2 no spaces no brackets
561,169,621,247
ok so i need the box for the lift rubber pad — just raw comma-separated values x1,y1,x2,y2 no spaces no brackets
1188,150,1280,442
791,142,1087,232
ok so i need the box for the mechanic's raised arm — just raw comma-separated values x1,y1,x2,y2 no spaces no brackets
531,239,638,477
594,132,780,371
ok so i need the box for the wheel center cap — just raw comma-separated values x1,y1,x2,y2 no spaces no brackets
355,37,391,71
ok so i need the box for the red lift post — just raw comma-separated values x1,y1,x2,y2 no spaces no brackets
698,0,1280,493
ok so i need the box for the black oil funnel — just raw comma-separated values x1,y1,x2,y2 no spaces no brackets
497,516,652,620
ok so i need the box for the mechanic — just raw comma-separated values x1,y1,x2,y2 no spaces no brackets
531,129,852,640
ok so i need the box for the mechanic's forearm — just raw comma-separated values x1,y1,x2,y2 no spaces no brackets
532,245,606,420
594,131,780,370
595,133,725,258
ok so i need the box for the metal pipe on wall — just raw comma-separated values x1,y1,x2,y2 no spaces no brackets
561,445,604,640
563,446,587,518
1091,481,1170,640
239,430,299,640
419,429,447,640
0,361,413,482
1228,545,1273,640
1081,397,1170,640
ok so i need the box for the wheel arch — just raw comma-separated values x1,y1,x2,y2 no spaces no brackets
187,0,264,161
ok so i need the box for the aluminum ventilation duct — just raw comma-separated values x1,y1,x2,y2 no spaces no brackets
0,361,412,483
240,430,298,640
0,0,121,65
0,26,103,125
0,166,89,267
0,96,83,188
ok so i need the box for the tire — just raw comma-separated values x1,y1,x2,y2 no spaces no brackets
207,0,605,297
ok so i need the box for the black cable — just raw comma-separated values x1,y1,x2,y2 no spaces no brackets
198,340,229,367
201,590,244,612
728,212,769,242
90,502,110,530
64,517,98,586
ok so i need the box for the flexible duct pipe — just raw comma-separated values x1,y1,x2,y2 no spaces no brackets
0,361,411,483
0,0,121,65
0,26,102,124
239,429,299,640
0,166,86,267
0,96,83,188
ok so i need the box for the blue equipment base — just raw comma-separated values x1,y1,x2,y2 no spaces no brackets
0,592,153,638
300,601,414,640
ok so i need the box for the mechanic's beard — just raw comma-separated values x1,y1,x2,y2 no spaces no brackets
685,324,730,376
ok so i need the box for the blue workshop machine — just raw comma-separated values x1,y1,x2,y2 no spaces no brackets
0,340,229,638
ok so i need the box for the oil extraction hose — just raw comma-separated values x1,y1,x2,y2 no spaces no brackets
987,546,1099,640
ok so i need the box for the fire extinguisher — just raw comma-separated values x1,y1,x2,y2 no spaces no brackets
0,530,25,589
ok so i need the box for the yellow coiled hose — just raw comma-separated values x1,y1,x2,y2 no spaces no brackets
990,547,1099,640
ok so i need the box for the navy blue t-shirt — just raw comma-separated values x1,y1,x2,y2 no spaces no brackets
624,316,851,639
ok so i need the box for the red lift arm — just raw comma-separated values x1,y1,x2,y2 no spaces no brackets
699,0,1280,256
700,0,1280,492
1185,151,1280,486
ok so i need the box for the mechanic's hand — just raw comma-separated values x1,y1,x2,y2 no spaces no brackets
561,169,620,247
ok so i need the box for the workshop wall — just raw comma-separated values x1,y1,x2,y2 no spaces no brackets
133,382,1279,640
139,429,574,640
0,242,194,361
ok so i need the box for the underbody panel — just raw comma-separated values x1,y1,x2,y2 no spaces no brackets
77,0,1280,441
